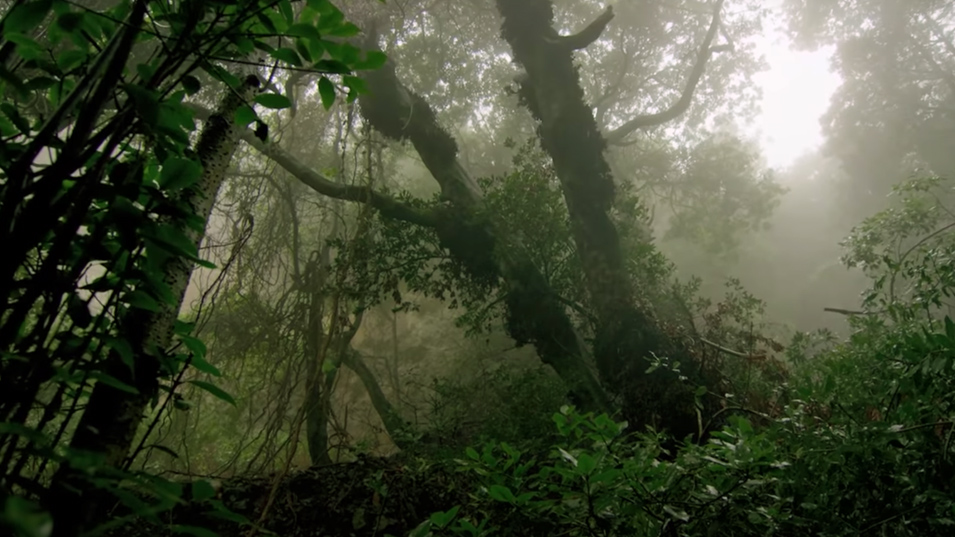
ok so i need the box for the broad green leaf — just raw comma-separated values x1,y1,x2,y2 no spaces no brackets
55,11,83,31
1,103,31,134
278,0,294,24
325,22,360,37
90,371,140,394
66,295,92,328
270,47,301,67
254,93,292,109
313,59,351,74
126,290,160,312
429,505,460,529
104,336,134,368
56,49,87,73
235,105,257,126
24,77,56,91
318,77,335,109
124,84,160,125
190,480,216,502
171,525,217,537
487,485,516,503
287,23,322,41
4,0,53,33
189,380,237,406
294,39,312,63
179,335,207,360
576,453,597,475
6,34,45,61
181,75,201,95
145,224,201,261
159,156,202,191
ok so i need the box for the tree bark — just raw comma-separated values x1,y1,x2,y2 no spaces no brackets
496,0,709,437
47,75,261,537
356,46,612,414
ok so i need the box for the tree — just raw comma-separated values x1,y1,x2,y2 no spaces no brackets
0,0,376,534
783,0,955,219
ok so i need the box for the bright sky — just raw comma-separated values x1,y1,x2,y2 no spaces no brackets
747,14,842,170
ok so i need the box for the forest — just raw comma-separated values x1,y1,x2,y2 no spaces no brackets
1,0,954,535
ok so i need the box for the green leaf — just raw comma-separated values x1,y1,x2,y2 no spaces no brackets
55,11,84,32
318,77,336,109
294,39,312,63
189,380,237,406
171,525,217,537
105,336,135,369
126,290,161,312
278,0,294,24
145,224,201,261
91,370,140,394
313,59,351,74
356,50,387,70
1,103,31,134
190,480,216,502
1,496,53,537
3,0,53,33
325,22,360,37
124,84,160,125
287,23,322,41
235,105,257,127
429,505,460,529
159,156,202,191
663,504,690,522
6,34,45,61
0,114,18,136
56,49,88,73
945,316,955,342
66,295,92,328
181,75,201,95
254,93,292,110
24,76,56,91
487,485,516,503
576,453,597,475
270,47,302,67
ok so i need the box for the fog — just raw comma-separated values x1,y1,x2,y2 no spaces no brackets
5,0,955,534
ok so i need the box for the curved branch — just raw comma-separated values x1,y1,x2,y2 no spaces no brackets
187,104,439,229
604,0,726,145
548,5,615,51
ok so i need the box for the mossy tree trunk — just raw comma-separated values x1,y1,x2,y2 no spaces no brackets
47,75,261,537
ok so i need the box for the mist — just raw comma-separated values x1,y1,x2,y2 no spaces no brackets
2,0,954,535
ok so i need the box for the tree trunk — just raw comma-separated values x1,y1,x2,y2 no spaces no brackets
47,75,261,537
357,44,612,414
495,0,704,437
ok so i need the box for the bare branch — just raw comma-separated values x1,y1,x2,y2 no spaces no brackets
548,5,615,51
605,0,726,145
186,104,439,229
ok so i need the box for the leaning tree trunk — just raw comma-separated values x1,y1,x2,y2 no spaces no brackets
495,0,713,438
356,46,612,414
47,75,261,537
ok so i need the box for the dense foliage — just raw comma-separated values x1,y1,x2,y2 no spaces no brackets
1,0,953,536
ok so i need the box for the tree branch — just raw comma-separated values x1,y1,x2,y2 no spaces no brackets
548,5,615,51
186,104,439,229
604,0,726,145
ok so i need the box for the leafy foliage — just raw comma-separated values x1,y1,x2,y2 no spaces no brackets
0,0,373,534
